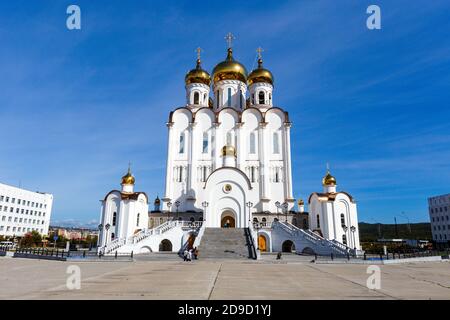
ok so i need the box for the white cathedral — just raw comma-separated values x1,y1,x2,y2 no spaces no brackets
98,36,362,258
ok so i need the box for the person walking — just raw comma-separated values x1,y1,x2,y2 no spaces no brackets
183,249,188,261
194,247,199,260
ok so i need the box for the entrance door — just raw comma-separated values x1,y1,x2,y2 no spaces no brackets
258,235,267,252
221,215,236,228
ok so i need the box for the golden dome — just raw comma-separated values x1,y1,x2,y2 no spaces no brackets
222,145,236,157
212,48,248,84
121,167,135,185
185,59,211,86
322,170,337,186
298,199,304,206
248,58,274,86
154,196,160,205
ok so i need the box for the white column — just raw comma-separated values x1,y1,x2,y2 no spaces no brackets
163,123,174,210
283,123,294,201
258,122,269,201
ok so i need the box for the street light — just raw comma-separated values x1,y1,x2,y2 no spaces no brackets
167,201,172,221
342,225,348,247
201,201,208,224
282,202,289,223
275,201,280,221
350,226,356,250
105,223,110,245
246,202,253,228
175,201,180,220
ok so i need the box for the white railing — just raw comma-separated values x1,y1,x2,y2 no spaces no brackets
277,221,350,255
103,237,126,254
253,222,272,229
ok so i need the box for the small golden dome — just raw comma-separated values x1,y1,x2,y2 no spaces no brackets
298,199,304,206
185,59,211,86
322,170,337,186
121,167,135,185
222,145,236,157
212,48,248,84
154,196,160,205
248,58,274,86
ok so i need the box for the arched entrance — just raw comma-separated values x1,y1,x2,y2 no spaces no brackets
282,240,295,253
258,234,267,252
159,239,172,252
221,210,236,228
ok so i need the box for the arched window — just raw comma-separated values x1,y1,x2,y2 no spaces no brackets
136,213,140,227
190,217,195,222
202,132,208,153
179,132,185,154
262,217,267,223
253,217,259,223
216,90,220,108
342,235,347,245
340,214,346,227
239,89,243,108
249,132,256,154
193,92,200,104
204,93,207,104
258,91,265,104
227,88,232,107
316,214,320,228
250,166,256,183
112,212,117,226
111,233,115,240
273,132,280,154
252,93,255,104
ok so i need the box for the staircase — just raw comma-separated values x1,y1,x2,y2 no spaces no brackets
275,221,353,256
197,228,256,260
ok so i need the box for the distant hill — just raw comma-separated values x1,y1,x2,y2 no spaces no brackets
359,222,432,242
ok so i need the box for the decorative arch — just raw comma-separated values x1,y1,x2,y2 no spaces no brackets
159,239,173,252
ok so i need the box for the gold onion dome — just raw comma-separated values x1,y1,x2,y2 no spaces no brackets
222,145,236,157
212,48,248,84
154,196,160,205
322,170,337,186
248,58,274,86
185,59,211,86
121,167,135,185
298,199,304,206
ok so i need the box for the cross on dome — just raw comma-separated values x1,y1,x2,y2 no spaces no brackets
256,47,264,60
225,32,235,49
196,47,203,60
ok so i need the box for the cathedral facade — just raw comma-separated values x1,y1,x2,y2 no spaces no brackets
97,37,362,256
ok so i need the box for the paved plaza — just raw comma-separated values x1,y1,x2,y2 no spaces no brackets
1,257,449,300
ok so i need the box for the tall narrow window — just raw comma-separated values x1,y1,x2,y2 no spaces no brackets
250,166,255,183
249,132,256,154
239,89,243,108
226,132,232,145
203,166,207,182
274,167,280,183
216,90,219,108
179,133,185,154
273,132,279,154
252,93,255,104
342,235,347,245
193,92,200,104
316,215,320,229
340,213,345,227
203,93,207,104
136,213,140,227
269,93,272,105
179,166,183,182
258,91,265,104
112,212,117,226
227,88,232,107
202,132,208,153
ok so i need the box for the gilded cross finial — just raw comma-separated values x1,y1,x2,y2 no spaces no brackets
326,162,330,173
196,47,202,60
256,47,264,59
225,32,235,49
128,161,132,173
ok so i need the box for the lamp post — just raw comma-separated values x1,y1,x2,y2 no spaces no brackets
201,201,208,224
275,201,280,221
105,223,110,245
282,202,289,223
400,211,411,235
246,202,253,228
175,201,180,220
167,201,172,222
350,226,356,250
342,225,348,247
97,224,103,247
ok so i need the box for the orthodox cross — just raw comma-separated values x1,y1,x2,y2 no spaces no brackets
256,47,264,59
225,32,235,49
326,162,330,173
196,47,202,60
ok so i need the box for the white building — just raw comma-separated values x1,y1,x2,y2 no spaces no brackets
428,193,450,243
97,37,362,257
0,182,53,237
308,170,361,250
98,167,149,248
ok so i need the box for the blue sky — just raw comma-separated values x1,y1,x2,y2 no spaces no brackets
1,0,449,227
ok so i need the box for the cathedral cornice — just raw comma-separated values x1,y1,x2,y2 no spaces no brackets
308,192,356,204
